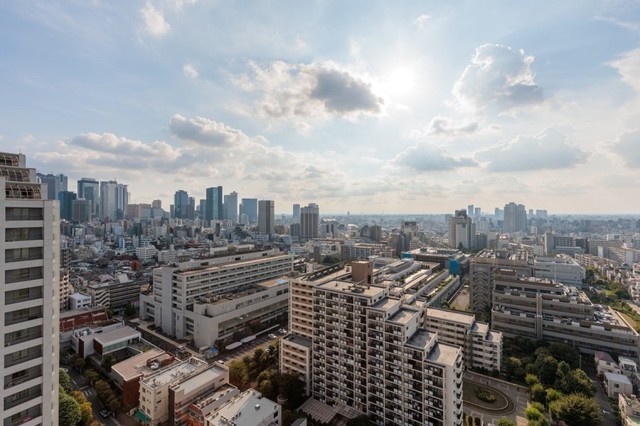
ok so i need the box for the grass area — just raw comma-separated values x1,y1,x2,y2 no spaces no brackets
619,312,638,330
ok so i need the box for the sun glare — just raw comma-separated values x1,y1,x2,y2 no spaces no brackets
385,67,415,97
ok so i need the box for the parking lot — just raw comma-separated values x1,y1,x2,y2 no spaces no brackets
215,327,286,364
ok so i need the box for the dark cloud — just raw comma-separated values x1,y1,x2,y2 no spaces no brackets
476,128,588,171
311,68,383,113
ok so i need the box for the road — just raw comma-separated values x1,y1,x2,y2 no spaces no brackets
215,332,283,364
65,366,122,426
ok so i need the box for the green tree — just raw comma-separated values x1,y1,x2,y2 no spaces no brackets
530,383,546,404
71,355,86,372
571,368,594,397
278,373,306,409
253,348,265,370
525,373,540,388
548,343,580,369
532,355,558,386
546,388,563,403
59,368,73,393
59,390,82,426
102,354,117,372
83,369,99,384
525,406,544,421
550,394,601,426
229,360,249,388
496,418,517,426
505,357,525,380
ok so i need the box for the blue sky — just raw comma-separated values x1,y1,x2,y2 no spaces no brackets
1,0,639,214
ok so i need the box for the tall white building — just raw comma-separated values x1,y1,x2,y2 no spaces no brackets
0,152,60,425
448,209,475,250
503,202,527,234
100,180,128,221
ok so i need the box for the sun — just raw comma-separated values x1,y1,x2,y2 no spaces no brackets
384,67,416,97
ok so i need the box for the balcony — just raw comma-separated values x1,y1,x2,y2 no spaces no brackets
4,384,42,410
4,366,42,389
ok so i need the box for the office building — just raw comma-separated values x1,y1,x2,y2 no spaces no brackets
239,198,258,225
258,200,274,236
205,186,223,223
57,190,77,221
174,190,190,219
491,274,640,359
140,248,293,342
100,180,128,221
0,152,60,425
223,191,238,223
205,388,281,426
300,203,319,240
533,255,586,286
71,199,92,222
448,209,475,250
36,172,67,200
77,177,99,217
503,202,527,233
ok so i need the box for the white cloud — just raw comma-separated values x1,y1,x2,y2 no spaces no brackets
182,63,199,79
476,128,588,172
414,14,431,29
453,44,544,114
169,114,250,146
140,3,171,38
232,61,384,126
608,129,640,167
393,143,477,172
610,48,640,93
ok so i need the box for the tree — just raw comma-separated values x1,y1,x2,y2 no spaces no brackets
506,357,525,380
531,354,558,386
278,373,306,409
83,369,99,384
496,418,517,426
571,368,594,397
229,360,249,388
548,343,580,369
550,394,601,426
102,354,116,372
59,368,73,393
72,355,86,372
59,391,82,426
546,388,562,403
525,406,544,421
530,383,546,404
525,373,540,388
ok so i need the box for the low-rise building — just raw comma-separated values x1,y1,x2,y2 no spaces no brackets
595,351,621,376
205,389,281,426
619,393,640,426
604,372,633,398
69,292,92,310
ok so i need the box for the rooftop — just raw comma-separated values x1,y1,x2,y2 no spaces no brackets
317,280,385,299
111,349,167,381
427,308,475,326
387,307,418,325
170,364,226,395
605,371,632,385
405,329,437,351
142,357,208,389
206,389,280,426
427,342,461,367
92,326,140,345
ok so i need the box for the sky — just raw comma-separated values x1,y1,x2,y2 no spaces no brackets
1,1,639,215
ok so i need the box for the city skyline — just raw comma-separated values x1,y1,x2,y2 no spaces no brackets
1,2,640,213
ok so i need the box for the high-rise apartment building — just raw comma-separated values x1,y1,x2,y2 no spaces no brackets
503,202,527,233
223,191,238,223
36,173,67,200
300,203,319,240
448,210,475,250
0,152,60,424
239,198,258,225
77,177,99,217
57,191,77,221
281,263,464,426
205,186,223,223
258,200,274,236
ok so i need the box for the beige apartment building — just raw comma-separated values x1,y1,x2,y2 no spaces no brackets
0,152,60,425
281,262,464,426
424,308,502,372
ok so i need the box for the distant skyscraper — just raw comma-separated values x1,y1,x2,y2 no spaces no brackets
198,199,206,219
504,202,527,233
224,191,238,223
152,199,162,209
188,196,195,220
205,186,223,223
174,190,189,219
77,177,99,217
1,152,60,424
292,204,301,223
300,203,319,240
258,200,274,235
57,190,77,221
240,198,258,224
99,180,127,221
37,172,68,200
448,209,476,250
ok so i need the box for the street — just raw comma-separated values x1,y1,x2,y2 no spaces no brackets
66,367,125,426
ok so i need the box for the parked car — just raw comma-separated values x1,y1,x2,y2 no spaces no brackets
99,409,112,418
268,334,278,339
278,328,287,334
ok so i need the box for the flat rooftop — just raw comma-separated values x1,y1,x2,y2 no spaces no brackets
170,364,226,395
207,389,279,426
111,348,166,381
427,342,461,367
177,253,291,276
388,307,418,325
92,326,140,344
427,308,475,326
316,280,385,299
405,329,437,351
142,358,207,389
283,334,312,348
